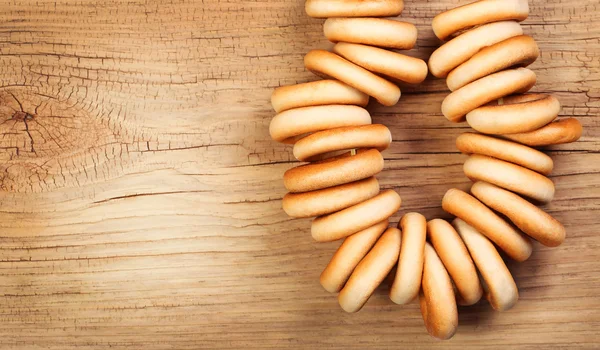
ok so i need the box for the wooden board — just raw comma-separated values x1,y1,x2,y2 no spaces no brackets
0,0,599,348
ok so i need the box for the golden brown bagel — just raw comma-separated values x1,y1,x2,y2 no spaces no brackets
333,42,428,84
338,227,401,313
270,105,371,144
390,213,426,305
324,18,417,49
320,220,388,293
432,0,529,40
471,181,566,247
453,218,519,311
429,21,523,78
427,219,482,306
442,188,533,262
467,94,560,135
304,50,401,106
463,154,555,203
502,118,583,146
442,68,536,122
293,124,392,162
312,189,401,242
306,0,404,18
271,80,368,113
456,132,553,175
283,148,384,193
447,35,539,91
282,177,380,218
419,242,458,340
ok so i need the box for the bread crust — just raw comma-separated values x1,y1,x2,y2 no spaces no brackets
271,80,368,113
304,50,401,106
338,227,401,312
427,219,482,306
390,213,426,305
324,18,417,49
471,181,566,247
333,42,428,84
419,242,458,340
501,118,583,146
453,218,519,311
442,188,533,262
432,0,529,40
311,189,402,242
463,154,555,203
306,0,404,18
456,132,553,175
320,220,389,293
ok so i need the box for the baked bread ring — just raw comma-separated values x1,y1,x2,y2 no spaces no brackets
429,21,523,78
471,181,566,247
311,189,402,242
293,124,392,162
338,227,401,313
283,148,384,193
304,50,401,106
270,105,371,144
432,0,529,41
419,242,458,340
426,219,482,306
271,79,368,113
332,42,428,84
389,212,426,305
324,18,417,50
467,94,560,135
442,188,533,262
502,118,583,146
456,132,553,175
463,154,555,203
320,220,389,293
282,177,380,218
447,35,539,91
442,68,536,122
306,0,404,18
453,218,519,312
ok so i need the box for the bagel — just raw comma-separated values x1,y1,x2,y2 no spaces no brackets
432,0,529,40
429,21,523,78
453,218,519,311
467,94,560,135
463,154,555,203
270,105,371,144
282,177,380,218
304,50,401,106
390,213,426,305
427,219,482,306
271,79,368,113
311,189,402,242
456,132,553,175
283,148,384,193
306,0,404,18
293,124,392,162
320,220,389,293
471,181,566,247
419,242,458,340
502,118,583,146
447,35,539,91
324,18,417,49
333,42,428,84
338,227,401,313
442,188,533,262
442,68,536,122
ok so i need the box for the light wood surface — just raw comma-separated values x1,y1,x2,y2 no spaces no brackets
1,0,599,348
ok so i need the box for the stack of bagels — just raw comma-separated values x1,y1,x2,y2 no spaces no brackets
269,0,582,341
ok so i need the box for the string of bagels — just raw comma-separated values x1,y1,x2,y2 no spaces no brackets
269,0,583,340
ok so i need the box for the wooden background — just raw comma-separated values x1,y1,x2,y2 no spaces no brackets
0,0,599,348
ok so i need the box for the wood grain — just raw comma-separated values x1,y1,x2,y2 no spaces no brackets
0,0,599,348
